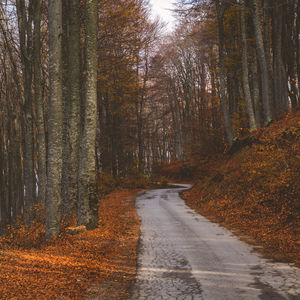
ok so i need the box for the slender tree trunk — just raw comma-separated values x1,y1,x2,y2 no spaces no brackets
240,0,257,130
46,0,63,238
286,0,298,109
168,87,183,160
0,10,22,100
0,135,8,229
172,82,184,159
78,0,98,229
33,0,46,204
297,0,300,94
0,137,5,231
251,49,261,127
16,0,35,212
215,0,233,145
252,0,273,125
135,56,144,172
263,0,274,109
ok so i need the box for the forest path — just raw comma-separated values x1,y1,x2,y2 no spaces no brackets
129,184,300,300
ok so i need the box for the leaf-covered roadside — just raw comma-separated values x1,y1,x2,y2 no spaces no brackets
0,190,140,299
182,111,300,267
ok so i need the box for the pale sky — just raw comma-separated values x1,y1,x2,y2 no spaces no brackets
149,0,176,31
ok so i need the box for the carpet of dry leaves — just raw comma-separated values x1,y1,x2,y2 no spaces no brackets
183,111,300,267
0,190,141,299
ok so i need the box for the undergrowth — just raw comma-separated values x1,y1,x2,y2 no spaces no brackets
1,204,46,249
1,204,77,249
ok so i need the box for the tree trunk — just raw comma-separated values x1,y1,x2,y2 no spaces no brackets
285,0,298,109
62,0,81,215
263,0,274,110
251,48,261,127
61,0,71,216
215,0,233,145
297,0,300,95
78,0,98,229
16,0,35,213
67,0,81,214
273,2,289,115
252,0,273,124
46,0,63,238
33,0,46,204
169,92,183,160
240,0,257,130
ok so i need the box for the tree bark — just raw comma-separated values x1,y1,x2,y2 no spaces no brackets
263,0,274,109
215,0,233,145
16,0,35,213
251,48,261,127
273,2,289,114
46,0,63,238
252,0,273,124
239,0,257,130
78,0,98,229
62,0,81,215
297,0,300,95
33,0,46,204
67,0,81,214
285,0,298,109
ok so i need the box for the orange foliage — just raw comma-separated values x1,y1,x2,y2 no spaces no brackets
0,190,140,299
183,111,300,266
2,204,46,249
153,160,197,181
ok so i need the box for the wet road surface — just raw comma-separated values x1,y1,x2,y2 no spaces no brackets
130,184,300,299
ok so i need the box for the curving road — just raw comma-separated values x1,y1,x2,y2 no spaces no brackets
130,184,300,300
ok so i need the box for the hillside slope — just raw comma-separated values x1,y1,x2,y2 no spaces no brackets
183,111,300,266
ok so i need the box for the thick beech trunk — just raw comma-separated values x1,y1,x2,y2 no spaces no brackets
67,0,81,214
78,0,98,229
46,0,63,238
273,2,289,114
62,0,81,215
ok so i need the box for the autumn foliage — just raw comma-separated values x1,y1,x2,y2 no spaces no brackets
183,111,300,266
153,160,198,181
0,190,140,299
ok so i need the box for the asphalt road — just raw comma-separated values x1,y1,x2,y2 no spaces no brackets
130,184,300,300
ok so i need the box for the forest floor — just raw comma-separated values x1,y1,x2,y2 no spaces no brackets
0,190,141,299
182,111,300,268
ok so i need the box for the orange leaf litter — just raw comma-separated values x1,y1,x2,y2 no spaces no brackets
0,190,141,299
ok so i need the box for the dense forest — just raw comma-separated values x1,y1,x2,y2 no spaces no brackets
0,0,299,239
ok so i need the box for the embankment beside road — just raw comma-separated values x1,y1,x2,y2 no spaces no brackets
183,111,300,266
